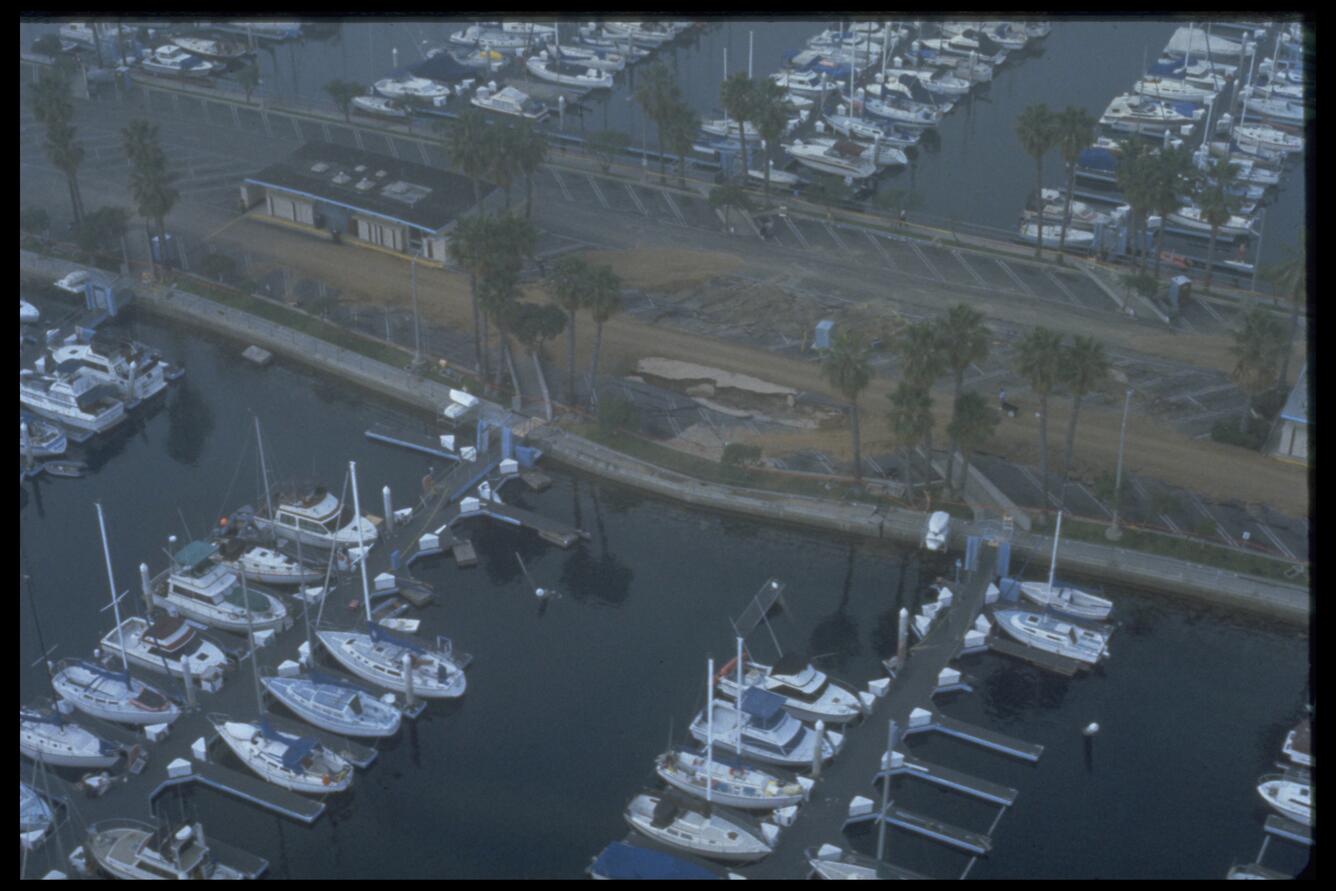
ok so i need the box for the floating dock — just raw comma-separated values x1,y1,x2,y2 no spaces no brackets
875,751,1018,806
846,802,992,856
904,709,1045,763
984,633,1084,677
438,500,586,549
365,423,461,461
201,836,271,879
151,761,325,825
1263,814,1312,846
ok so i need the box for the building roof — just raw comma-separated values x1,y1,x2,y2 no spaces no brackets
1280,363,1307,425
244,142,493,235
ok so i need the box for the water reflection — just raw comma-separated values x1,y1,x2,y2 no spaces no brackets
165,380,216,466
807,542,862,672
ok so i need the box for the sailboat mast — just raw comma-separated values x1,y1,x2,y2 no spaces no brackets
349,461,373,624
255,416,273,521
95,503,130,673
735,636,744,757
705,657,714,806
1048,512,1062,592
242,572,263,714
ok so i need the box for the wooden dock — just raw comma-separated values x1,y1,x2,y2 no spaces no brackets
908,709,1045,763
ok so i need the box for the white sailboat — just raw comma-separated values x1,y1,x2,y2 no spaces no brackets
1018,222,1095,250
623,791,776,863
525,51,614,89
20,708,121,768
1017,513,1114,620
261,672,402,738
20,782,54,850
993,608,1110,664
210,715,353,794
1256,775,1313,827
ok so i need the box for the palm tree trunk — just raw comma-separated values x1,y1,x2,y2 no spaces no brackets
1061,392,1083,497
763,143,771,202
945,372,963,491
469,273,483,375
901,445,914,502
525,173,533,221
65,176,83,226
1034,158,1044,259
587,321,605,409
1058,163,1074,258
849,400,862,482
566,313,577,403
958,450,972,498
1152,222,1165,279
1037,392,1050,518
1204,227,1218,290
736,121,749,185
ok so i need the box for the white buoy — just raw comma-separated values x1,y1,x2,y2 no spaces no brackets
1083,721,1100,736
139,563,152,601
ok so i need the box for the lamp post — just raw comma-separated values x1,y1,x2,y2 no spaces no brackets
410,246,422,367
1106,387,1134,540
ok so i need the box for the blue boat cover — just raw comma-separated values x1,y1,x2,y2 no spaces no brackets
1076,147,1119,171
258,719,320,770
1147,60,1186,77
368,621,429,655
590,842,718,879
407,52,478,84
739,686,786,721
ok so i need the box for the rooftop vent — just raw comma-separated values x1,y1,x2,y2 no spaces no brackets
310,162,330,173
354,178,376,191
354,165,367,173
380,180,433,205
375,169,388,178
331,172,352,185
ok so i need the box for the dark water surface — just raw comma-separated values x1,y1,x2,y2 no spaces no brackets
19,295,1310,878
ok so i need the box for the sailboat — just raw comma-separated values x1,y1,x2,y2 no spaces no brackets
210,715,353,794
1017,513,1114,620
20,708,121,768
261,671,402,738
20,782,55,849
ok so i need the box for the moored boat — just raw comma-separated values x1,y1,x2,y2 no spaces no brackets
210,715,352,794
655,746,810,811
993,607,1110,664
624,790,776,863
526,52,614,89
716,654,865,724
19,366,126,434
100,614,230,683
690,686,842,769
1282,718,1312,767
470,84,549,120
141,45,219,78
50,658,181,726
86,820,248,879
261,672,402,738
316,624,468,699
20,708,121,768
151,540,289,634
1018,222,1095,250
1256,774,1313,826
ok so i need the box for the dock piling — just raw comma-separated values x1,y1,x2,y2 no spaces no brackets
182,655,196,708
382,486,394,532
402,653,416,709
894,607,909,671
812,720,826,778
139,562,151,602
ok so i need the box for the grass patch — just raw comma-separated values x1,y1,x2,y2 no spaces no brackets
1064,517,1306,585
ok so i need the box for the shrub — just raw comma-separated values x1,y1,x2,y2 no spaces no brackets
20,206,50,236
722,442,762,467
1210,416,1269,450
597,391,639,434
197,252,239,284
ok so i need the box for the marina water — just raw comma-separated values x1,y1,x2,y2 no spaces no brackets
19,303,1310,878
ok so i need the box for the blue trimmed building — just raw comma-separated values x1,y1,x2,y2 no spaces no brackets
1267,363,1308,464
239,142,500,265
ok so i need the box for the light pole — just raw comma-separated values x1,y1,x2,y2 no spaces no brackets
1106,387,1134,540
410,246,422,367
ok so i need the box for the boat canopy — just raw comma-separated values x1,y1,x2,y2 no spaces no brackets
367,621,430,654
739,686,786,721
174,540,219,571
408,52,478,83
258,719,319,770
591,842,719,880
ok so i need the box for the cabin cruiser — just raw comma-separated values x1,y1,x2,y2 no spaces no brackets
100,614,229,683
1256,775,1313,826
250,483,379,550
374,75,450,103
210,716,352,794
716,655,865,724
351,95,409,119
655,746,810,811
448,25,533,52
141,45,219,78
19,366,126,434
20,416,67,459
317,624,468,698
261,672,402,738
993,608,1110,664
86,820,247,880
1100,93,1203,137
169,36,251,61
700,117,759,140
916,34,1008,67
551,44,627,73
44,335,173,406
823,114,923,148
1034,188,1118,229
624,791,777,863
1166,205,1257,239
1018,222,1095,250
601,21,677,48
1233,124,1304,155
691,687,843,769
769,69,835,98
19,708,121,768
20,782,54,850
801,136,907,169
471,85,549,120
1283,719,1312,767
212,537,335,586
784,138,878,180
526,52,614,89
50,658,181,726
1134,76,1217,105
151,540,288,634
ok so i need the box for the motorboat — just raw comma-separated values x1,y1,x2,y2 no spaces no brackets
351,95,410,119
1282,719,1312,767
86,820,248,880
690,687,842,769
746,162,803,187
572,28,651,58
20,782,54,850
908,68,973,97
1100,93,1203,137
20,416,67,459
448,25,533,52
212,537,333,586
923,510,950,551
803,136,907,169
1234,122,1304,154
141,45,219,78
823,114,923,148
769,69,834,98
850,94,943,128
250,483,379,550
210,716,352,794
452,48,509,72
551,44,627,73
317,624,468,699
716,654,866,724
1134,76,1217,105
1018,223,1095,250
1035,188,1118,229
499,21,559,40
602,21,676,48
169,36,251,61
1166,205,1257,239
993,607,1110,664
20,299,40,322
624,791,776,863
50,658,181,726
700,117,759,140
151,540,289,634
526,52,614,89
784,139,878,180
655,746,810,811
916,34,1008,66
261,672,402,738
45,335,173,405
780,90,814,111
100,614,230,683
588,841,722,880
1256,775,1312,827
1164,25,1246,60
373,75,450,103
470,85,549,121
19,366,126,434
19,708,120,768
806,844,925,879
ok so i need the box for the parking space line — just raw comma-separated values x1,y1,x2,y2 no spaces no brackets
908,241,944,281
1257,522,1297,560
660,190,689,226
865,230,896,269
289,115,303,140
1074,482,1114,519
1187,491,1237,547
952,249,988,288
1194,296,1227,326
815,453,837,475
1044,269,1080,304
864,455,885,477
783,216,811,250
418,141,430,165
549,167,574,202
1016,465,1062,508
824,222,851,254
997,259,1034,296
624,183,648,216
1130,477,1181,532
585,174,611,210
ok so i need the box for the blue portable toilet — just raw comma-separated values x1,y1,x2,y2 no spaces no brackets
150,232,177,267
1167,275,1192,315
84,273,131,317
813,320,835,351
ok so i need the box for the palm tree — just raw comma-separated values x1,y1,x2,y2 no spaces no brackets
821,330,872,482
750,78,789,201
1115,138,1156,271
1057,335,1109,497
548,255,590,403
446,215,492,380
1146,146,1196,280
477,260,522,390
887,381,932,503
121,119,159,170
708,183,753,234
1053,105,1097,258
585,265,624,410
30,69,73,129
895,320,945,468
661,99,701,187
128,147,179,269
512,120,548,221
946,392,1000,498
237,61,261,104
634,62,678,178
1015,326,1064,518
720,71,756,179
1015,103,1056,258
1196,158,1240,291
44,116,87,226
487,126,520,213
1264,237,1306,389
324,79,363,122
937,304,990,491
441,108,492,218
1229,307,1288,436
